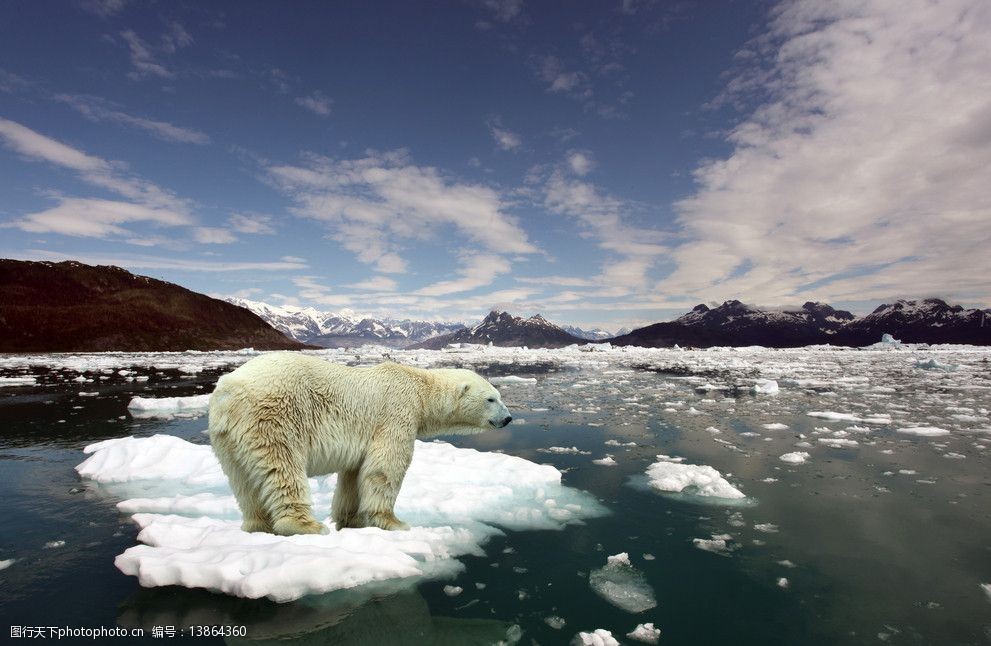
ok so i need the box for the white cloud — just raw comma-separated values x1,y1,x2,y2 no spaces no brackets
566,150,594,176
10,197,191,239
487,116,522,151
666,0,991,305
543,168,666,295
77,0,127,17
535,56,589,96
228,213,276,235
479,0,524,23
55,94,210,144
120,30,173,78
159,21,192,54
346,276,398,291
193,227,237,244
416,253,511,297
11,250,307,272
295,91,333,116
267,149,537,279
0,117,197,243
0,117,108,171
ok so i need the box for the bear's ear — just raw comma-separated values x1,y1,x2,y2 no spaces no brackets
459,382,471,398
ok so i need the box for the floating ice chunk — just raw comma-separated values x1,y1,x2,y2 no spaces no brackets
0,376,36,387
808,411,891,424
0,558,15,571
79,391,99,397
778,559,796,568
692,537,729,554
443,585,463,596
777,577,790,589
589,554,656,613
489,376,537,385
763,423,789,430
818,438,859,448
607,552,630,566
779,452,810,464
754,523,779,533
751,379,779,395
914,358,957,371
539,446,592,455
593,456,617,466
644,459,745,499
604,440,637,447
981,583,991,603
44,540,65,549
127,394,212,419
545,616,567,629
626,623,661,644
943,452,966,459
896,427,951,437
77,435,605,602
572,629,619,646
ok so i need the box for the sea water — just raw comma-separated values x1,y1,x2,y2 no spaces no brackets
0,345,989,644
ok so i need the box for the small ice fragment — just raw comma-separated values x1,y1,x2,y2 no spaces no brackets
777,560,796,568
754,523,779,533
572,629,619,646
539,446,592,455
642,554,655,561
705,426,722,434
593,456,617,466
645,459,745,499
898,469,916,475
604,440,637,447
751,379,779,395
779,452,810,464
693,538,728,554
777,577,790,589
44,540,65,549
589,555,657,613
763,423,789,430
607,552,630,566
896,427,951,437
545,616,567,629
0,376,37,387
489,376,537,385
0,558,15,571
127,394,212,419
626,622,661,644
980,583,991,604
442,585,463,596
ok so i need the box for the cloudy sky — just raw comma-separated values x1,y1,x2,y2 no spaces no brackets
1,0,988,329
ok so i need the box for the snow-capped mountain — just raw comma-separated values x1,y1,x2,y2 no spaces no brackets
561,325,616,341
226,298,464,348
611,299,989,348
411,311,585,349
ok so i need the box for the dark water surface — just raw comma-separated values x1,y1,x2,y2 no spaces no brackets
1,349,990,645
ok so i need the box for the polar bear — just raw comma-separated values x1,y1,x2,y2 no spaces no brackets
208,353,512,536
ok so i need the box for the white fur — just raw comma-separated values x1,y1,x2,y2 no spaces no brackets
208,353,509,536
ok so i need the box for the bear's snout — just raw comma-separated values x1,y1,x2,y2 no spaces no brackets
494,415,512,428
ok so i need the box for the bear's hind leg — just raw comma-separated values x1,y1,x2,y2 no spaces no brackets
331,467,361,529
213,436,271,533
256,445,327,536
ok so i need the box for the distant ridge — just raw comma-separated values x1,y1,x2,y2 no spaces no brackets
409,311,585,349
610,299,990,348
0,260,309,352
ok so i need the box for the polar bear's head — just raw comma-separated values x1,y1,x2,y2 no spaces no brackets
423,368,512,436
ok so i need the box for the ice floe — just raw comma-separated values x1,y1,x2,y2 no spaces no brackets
588,553,656,613
572,628,619,646
127,394,212,419
76,434,605,602
779,452,810,464
896,427,951,437
644,456,745,500
0,376,36,387
626,623,661,644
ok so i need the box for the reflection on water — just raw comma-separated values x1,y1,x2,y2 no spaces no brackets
1,350,990,645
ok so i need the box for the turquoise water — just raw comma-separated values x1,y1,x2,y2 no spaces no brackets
1,351,990,644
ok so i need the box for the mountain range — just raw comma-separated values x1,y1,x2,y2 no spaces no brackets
227,298,618,347
0,260,308,352
409,311,586,349
610,299,990,348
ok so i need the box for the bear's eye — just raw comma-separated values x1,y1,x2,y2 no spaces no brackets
487,397,495,403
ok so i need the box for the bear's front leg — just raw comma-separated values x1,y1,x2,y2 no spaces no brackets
355,434,413,531
331,468,361,529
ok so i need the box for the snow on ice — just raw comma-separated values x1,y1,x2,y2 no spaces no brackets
75,434,605,602
644,456,745,500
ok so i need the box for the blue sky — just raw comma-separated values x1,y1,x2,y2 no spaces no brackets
2,0,989,329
